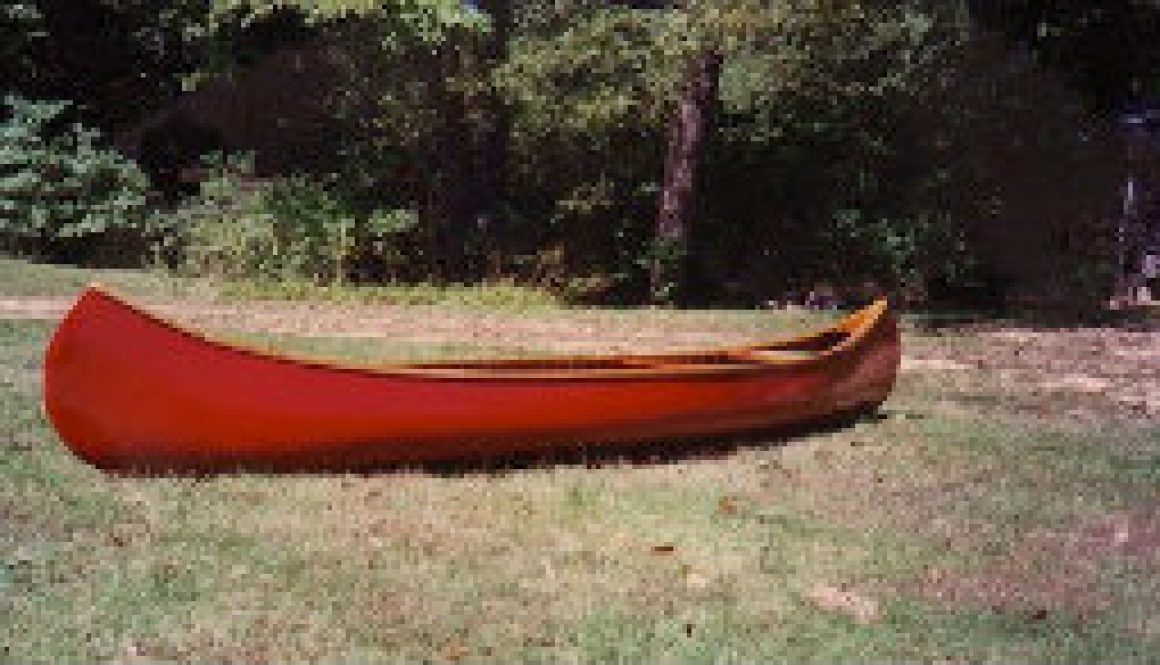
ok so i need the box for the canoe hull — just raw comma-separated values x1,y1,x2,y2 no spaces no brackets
44,289,900,472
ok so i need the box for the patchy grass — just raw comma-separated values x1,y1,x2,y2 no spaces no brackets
0,257,558,312
226,330,548,364
2,260,1159,662
0,257,212,299
216,278,565,312
0,257,560,312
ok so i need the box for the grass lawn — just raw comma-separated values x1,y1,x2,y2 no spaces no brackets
2,259,1158,662
0,257,212,300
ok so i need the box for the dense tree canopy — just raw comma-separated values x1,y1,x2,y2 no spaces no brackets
2,0,1145,313
2,1,211,129
969,0,1160,114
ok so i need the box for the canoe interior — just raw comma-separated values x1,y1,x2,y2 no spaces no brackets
407,333,850,372
66,284,877,378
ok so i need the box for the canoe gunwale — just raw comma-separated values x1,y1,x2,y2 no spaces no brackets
73,283,891,382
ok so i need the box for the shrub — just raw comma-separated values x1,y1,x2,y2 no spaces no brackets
173,155,419,285
0,96,151,262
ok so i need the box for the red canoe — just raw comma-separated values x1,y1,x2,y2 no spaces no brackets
44,286,900,472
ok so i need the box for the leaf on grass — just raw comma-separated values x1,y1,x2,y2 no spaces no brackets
443,643,470,661
717,495,739,516
685,570,710,590
806,584,881,625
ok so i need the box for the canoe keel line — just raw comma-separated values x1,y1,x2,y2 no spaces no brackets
43,286,901,473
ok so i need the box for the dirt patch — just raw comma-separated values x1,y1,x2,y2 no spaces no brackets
900,357,971,372
0,297,74,320
1039,374,1114,394
903,327,1160,420
806,584,882,624
909,511,1160,617
1080,512,1160,558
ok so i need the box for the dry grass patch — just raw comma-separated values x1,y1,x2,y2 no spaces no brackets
911,509,1160,619
902,326,1160,421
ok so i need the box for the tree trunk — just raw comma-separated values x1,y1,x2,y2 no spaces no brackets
651,48,722,305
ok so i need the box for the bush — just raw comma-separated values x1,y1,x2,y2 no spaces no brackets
172,155,419,285
0,96,151,262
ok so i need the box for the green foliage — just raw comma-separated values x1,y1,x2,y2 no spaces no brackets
6,2,215,132
3,0,1131,311
0,96,151,261
970,0,1160,113
491,1,967,304
495,7,670,298
689,4,1122,312
908,28,1125,312
498,9,674,135
1,3,44,82
174,155,420,285
166,156,273,280
642,236,687,306
211,0,486,43
204,0,1088,309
